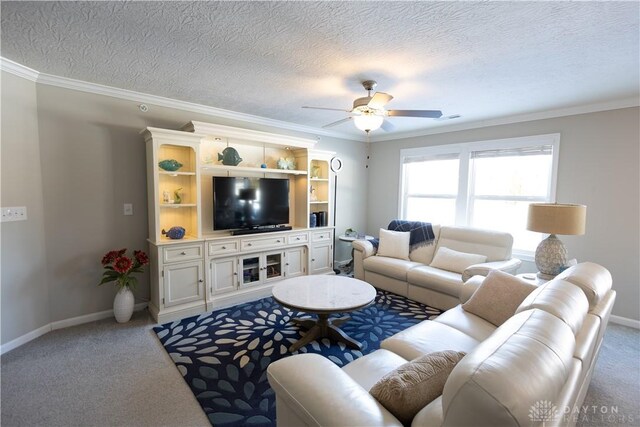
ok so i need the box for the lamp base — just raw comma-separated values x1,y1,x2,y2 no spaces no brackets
534,234,568,277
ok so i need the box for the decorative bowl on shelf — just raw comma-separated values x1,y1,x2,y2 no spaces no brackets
277,157,296,170
158,159,183,171
162,226,186,239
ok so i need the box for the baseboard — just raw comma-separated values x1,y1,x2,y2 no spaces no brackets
0,324,52,355
1,302,148,355
609,314,640,329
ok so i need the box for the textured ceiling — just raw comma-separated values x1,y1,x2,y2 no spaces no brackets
2,1,639,139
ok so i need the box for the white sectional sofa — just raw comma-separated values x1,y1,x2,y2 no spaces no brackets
353,225,522,310
267,262,616,427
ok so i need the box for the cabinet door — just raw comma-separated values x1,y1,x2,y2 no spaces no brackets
163,260,204,307
239,255,261,287
263,251,284,283
210,257,237,296
285,247,306,278
310,242,333,275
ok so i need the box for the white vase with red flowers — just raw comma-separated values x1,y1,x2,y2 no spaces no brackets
100,248,149,323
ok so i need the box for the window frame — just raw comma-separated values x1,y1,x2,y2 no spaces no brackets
398,134,560,260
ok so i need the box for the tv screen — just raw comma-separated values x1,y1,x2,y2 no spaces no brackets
213,177,290,230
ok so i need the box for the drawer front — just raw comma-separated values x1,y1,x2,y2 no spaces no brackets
208,240,239,257
311,231,332,242
241,236,285,251
163,244,204,263
287,233,309,245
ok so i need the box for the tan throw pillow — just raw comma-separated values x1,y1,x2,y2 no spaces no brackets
370,350,466,425
429,246,487,274
462,270,538,326
377,228,411,260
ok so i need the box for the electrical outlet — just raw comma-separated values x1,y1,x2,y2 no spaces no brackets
1,206,27,222
123,203,133,216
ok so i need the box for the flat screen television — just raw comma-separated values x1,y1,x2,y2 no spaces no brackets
213,177,290,230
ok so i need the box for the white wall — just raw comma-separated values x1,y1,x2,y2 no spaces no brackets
0,74,366,343
1,72,50,343
366,107,640,321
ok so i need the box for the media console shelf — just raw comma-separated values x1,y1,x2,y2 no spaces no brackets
143,122,335,323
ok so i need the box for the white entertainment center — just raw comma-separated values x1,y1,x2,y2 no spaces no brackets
143,121,336,323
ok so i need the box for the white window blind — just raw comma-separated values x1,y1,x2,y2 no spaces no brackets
399,135,559,257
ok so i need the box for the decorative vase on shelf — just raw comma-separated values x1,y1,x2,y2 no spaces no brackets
113,286,135,323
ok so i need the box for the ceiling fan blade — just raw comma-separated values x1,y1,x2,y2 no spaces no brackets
367,92,393,109
322,117,353,128
387,109,443,118
380,120,395,132
302,106,352,112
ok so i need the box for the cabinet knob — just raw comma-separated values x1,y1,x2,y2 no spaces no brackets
296,237,300,240
247,243,252,246
198,279,204,283
286,263,289,266
221,246,226,250
311,258,315,262
276,240,281,243
180,251,187,255
233,272,238,276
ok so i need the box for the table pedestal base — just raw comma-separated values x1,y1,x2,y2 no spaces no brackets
289,314,361,352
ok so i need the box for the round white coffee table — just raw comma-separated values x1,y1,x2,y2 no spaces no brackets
272,275,377,352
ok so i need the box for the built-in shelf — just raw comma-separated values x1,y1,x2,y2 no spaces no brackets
160,204,197,208
159,171,196,176
310,201,329,204
309,178,329,182
201,165,308,176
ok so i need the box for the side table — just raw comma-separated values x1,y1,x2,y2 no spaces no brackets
338,234,374,274
516,273,549,286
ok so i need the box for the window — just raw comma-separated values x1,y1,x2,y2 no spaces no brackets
399,134,559,257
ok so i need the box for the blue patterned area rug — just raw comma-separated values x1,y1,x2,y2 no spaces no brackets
153,290,441,426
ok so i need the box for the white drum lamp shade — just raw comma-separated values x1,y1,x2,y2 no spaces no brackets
527,203,586,278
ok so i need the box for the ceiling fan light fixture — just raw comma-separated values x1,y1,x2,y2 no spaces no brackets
353,111,384,133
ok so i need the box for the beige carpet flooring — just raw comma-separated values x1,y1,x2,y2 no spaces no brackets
1,309,638,426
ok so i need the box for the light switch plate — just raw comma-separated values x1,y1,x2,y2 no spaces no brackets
123,203,133,216
1,206,27,222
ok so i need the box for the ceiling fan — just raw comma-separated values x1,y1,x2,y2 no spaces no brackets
302,80,443,133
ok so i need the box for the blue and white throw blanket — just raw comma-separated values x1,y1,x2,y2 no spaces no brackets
369,220,435,252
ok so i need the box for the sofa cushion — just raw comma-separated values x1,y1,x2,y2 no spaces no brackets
430,247,487,274
407,265,463,297
370,351,466,425
342,349,408,392
377,228,410,260
364,256,423,281
516,279,589,335
442,309,576,427
434,305,497,342
437,226,513,262
409,224,442,265
412,396,444,427
555,262,612,309
462,270,537,326
382,320,480,361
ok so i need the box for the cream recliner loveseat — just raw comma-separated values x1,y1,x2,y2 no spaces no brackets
353,223,522,310
267,262,616,427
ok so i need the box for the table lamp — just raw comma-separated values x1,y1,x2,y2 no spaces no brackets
526,203,587,279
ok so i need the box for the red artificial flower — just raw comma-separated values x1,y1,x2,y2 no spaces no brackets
101,250,119,266
113,256,133,274
117,248,127,256
134,250,149,266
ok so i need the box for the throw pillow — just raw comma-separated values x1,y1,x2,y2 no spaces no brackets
462,270,538,326
370,350,467,425
377,228,411,260
429,246,487,274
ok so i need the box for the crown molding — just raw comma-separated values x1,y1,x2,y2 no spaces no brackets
370,97,640,143
0,57,39,82
0,56,361,142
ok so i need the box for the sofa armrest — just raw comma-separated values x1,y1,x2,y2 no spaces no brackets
459,275,485,304
267,354,402,427
352,239,376,258
352,240,377,280
461,258,522,282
